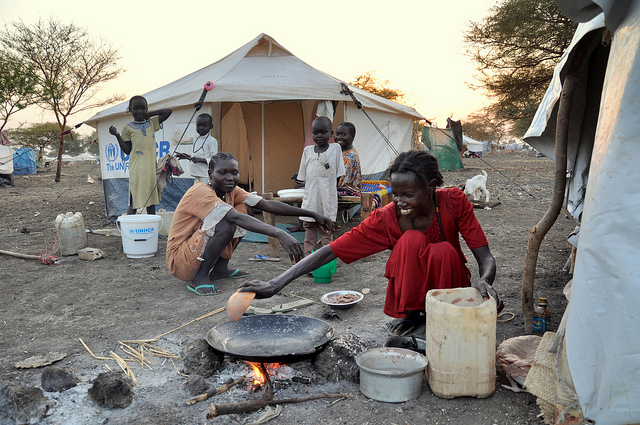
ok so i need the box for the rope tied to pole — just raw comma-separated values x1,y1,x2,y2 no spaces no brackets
339,83,399,156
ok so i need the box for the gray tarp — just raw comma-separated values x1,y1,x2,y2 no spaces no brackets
524,1,640,423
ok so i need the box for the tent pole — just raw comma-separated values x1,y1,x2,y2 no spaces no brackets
261,101,265,194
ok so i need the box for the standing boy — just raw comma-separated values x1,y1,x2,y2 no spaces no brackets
176,113,218,183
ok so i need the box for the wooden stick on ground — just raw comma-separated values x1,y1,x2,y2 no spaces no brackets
79,338,112,361
206,393,348,419
0,249,41,260
186,376,246,405
109,351,139,387
152,307,225,340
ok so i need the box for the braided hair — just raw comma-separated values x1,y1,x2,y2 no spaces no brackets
208,152,238,172
389,150,444,187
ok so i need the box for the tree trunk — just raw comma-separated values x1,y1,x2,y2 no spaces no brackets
55,133,64,182
521,32,596,332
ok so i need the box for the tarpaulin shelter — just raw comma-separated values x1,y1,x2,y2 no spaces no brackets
524,1,640,422
13,148,36,175
421,126,463,170
86,33,425,220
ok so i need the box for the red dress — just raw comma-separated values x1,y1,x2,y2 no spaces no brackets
330,188,488,318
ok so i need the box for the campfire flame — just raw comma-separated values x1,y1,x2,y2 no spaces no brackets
246,362,281,388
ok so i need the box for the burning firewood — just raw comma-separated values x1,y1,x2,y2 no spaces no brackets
186,376,246,405
205,361,348,419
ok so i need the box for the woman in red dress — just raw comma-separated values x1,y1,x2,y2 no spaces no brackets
240,150,500,336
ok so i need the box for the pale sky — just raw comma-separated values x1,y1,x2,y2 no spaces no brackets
1,0,497,133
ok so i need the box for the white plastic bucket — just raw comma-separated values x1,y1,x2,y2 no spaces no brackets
116,214,163,259
425,287,496,398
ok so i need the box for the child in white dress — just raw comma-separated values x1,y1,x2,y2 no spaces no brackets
297,116,345,255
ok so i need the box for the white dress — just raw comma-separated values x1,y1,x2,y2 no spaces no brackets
297,143,345,222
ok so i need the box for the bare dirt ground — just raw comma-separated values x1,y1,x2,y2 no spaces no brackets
0,151,574,425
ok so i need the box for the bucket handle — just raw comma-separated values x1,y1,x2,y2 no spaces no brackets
116,216,163,242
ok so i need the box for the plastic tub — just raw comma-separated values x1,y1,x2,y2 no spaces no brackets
425,287,497,398
116,214,163,258
356,347,428,403
311,259,336,283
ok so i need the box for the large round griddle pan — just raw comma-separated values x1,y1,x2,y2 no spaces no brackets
206,315,334,363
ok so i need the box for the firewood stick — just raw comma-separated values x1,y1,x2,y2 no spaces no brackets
0,249,41,260
206,393,348,418
259,363,274,400
186,376,246,405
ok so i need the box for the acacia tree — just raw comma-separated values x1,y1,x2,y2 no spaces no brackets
8,122,68,164
463,108,508,144
0,19,123,181
464,0,576,134
350,71,405,103
0,50,38,132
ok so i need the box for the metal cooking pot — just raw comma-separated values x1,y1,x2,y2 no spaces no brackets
206,314,334,363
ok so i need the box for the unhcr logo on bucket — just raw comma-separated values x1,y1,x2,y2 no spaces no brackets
129,227,155,236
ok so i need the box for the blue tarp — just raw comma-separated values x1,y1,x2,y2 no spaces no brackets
13,148,36,175
103,178,194,222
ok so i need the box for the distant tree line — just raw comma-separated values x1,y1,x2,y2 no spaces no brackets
0,18,122,181
463,0,577,140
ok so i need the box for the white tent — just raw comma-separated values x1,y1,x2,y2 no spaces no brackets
87,34,424,219
0,145,15,174
75,152,99,162
524,1,640,423
463,135,484,155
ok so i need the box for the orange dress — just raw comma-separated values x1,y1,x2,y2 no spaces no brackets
166,182,253,282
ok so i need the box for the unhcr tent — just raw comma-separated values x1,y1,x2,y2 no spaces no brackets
421,127,463,170
87,33,425,219
524,1,640,423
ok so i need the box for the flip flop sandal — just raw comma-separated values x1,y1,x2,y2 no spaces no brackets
227,269,250,279
187,284,221,296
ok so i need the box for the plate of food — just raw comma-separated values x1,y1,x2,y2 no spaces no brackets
320,290,364,310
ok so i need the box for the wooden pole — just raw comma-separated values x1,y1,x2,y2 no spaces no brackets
361,193,374,262
521,33,595,333
261,192,280,259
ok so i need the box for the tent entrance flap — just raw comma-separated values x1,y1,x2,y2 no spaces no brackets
221,101,304,193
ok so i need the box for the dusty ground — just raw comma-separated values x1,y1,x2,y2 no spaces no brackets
0,151,574,425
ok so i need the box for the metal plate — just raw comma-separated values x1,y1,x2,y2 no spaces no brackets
206,315,334,363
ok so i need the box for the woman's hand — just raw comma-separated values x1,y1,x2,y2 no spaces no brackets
109,125,118,136
238,279,280,299
276,230,304,262
473,279,504,313
313,213,333,233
